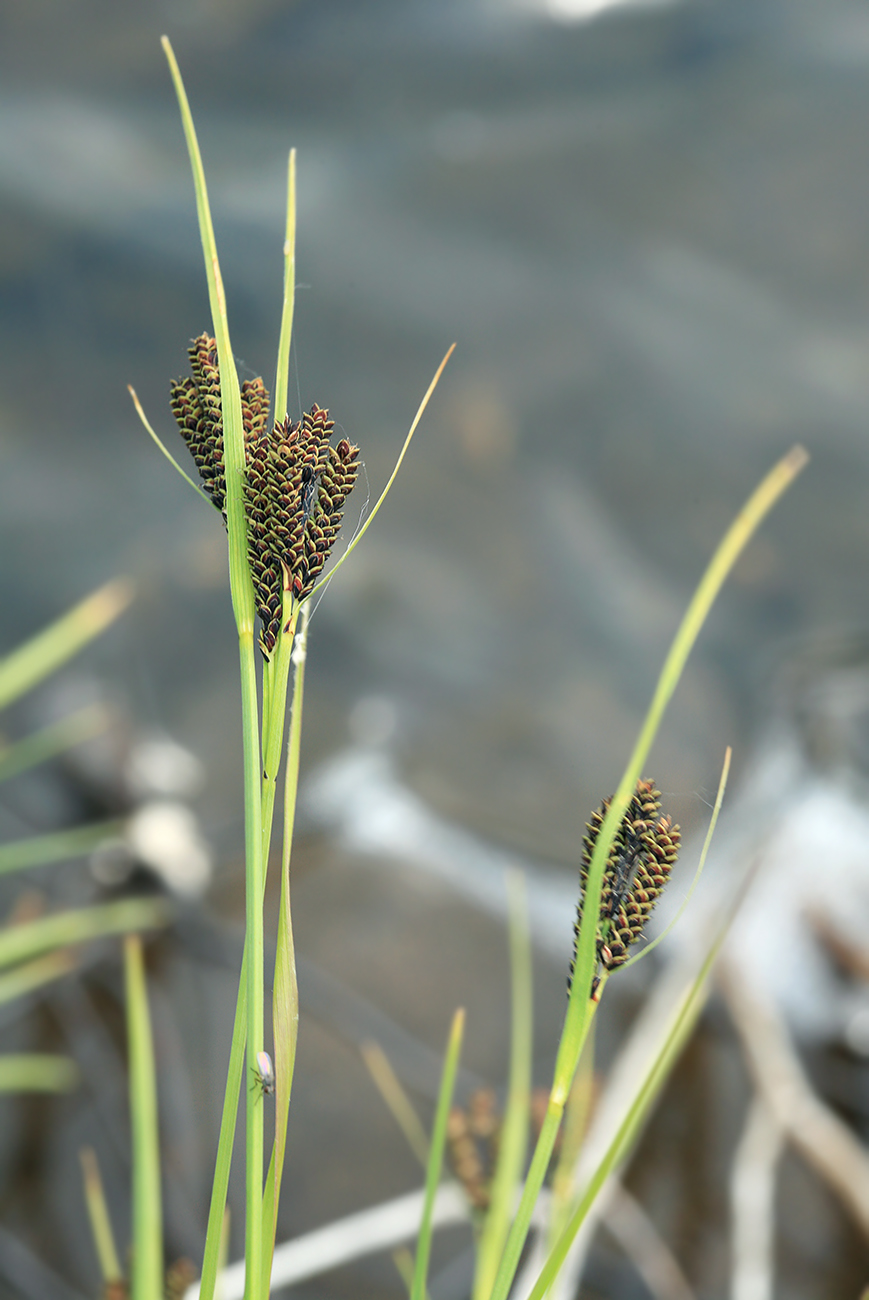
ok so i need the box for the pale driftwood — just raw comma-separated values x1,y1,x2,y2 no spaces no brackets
730,1094,783,1300
719,956,869,1239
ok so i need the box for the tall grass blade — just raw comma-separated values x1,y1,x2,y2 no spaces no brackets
622,745,731,971
0,952,76,1006
0,1053,78,1092
128,385,211,504
262,607,307,1281
307,345,456,601
0,705,108,785
198,965,247,1300
273,149,296,424
0,820,124,876
125,934,163,1300
473,872,532,1300
411,1008,465,1300
0,897,170,971
80,1146,124,1286
361,1041,430,1169
548,1034,596,1245
0,579,132,712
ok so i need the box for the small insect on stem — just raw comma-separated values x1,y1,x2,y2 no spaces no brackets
254,1049,275,1097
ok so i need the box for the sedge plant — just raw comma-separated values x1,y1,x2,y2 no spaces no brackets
126,38,454,1300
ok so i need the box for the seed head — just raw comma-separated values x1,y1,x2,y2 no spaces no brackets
170,336,360,657
569,778,680,992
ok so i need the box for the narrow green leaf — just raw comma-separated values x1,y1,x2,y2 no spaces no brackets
273,149,296,425
160,36,253,635
262,605,307,1284
473,873,532,1300
0,951,77,1006
411,1008,465,1300
0,579,133,712
0,1053,78,1092
307,345,456,601
0,897,170,972
0,820,124,877
622,744,731,971
361,1040,430,1169
198,951,248,1300
125,934,163,1300
79,1147,124,1285
0,705,108,785
128,385,211,504
548,1032,596,1247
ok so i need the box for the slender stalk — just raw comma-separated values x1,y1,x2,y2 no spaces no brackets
80,1147,124,1286
273,149,296,425
0,820,124,876
473,873,532,1300
307,345,456,601
262,603,307,1282
0,704,107,784
0,952,76,1007
239,645,265,1300
0,1054,78,1092
411,1008,465,1300
198,960,248,1300
125,935,163,1300
0,579,132,711
621,745,731,971
0,897,169,971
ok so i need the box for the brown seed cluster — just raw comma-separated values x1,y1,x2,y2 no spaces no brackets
446,1086,565,1210
446,1088,500,1211
569,778,680,991
171,333,360,656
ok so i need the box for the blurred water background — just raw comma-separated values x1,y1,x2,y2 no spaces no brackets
2,0,869,1296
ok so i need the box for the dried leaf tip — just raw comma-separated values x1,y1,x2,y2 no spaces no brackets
569,778,680,994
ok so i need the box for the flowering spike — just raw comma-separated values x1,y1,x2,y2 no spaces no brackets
170,335,360,657
569,778,680,993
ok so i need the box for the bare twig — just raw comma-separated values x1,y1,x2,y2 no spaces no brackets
730,1095,783,1300
606,1182,696,1300
719,956,869,1239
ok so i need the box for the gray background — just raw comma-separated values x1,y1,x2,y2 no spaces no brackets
1,1,869,1296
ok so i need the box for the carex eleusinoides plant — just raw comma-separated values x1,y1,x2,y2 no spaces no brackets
570,778,680,995
170,332,360,655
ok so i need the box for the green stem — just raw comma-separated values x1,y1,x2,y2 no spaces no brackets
486,983,605,1300
239,635,265,1300
125,935,163,1300
262,602,307,1282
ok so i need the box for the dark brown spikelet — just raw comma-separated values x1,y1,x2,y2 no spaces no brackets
169,336,359,658
248,407,360,656
296,432,360,601
170,333,273,520
569,778,680,993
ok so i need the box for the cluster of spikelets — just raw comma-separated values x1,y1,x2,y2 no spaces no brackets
446,1087,557,1212
570,778,680,992
170,333,360,656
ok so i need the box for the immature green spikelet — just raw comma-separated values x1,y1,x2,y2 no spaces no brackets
569,778,680,993
171,334,360,657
